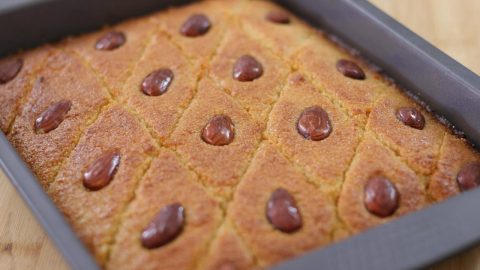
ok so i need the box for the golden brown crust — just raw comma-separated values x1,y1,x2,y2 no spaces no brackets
200,223,257,270
0,46,52,133
366,93,445,175
429,133,480,201
338,134,426,233
66,16,158,94
230,143,335,267
235,1,313,58
48,105,157,265
120,31,200,141
266,72,362,197
1,1,479,269
8,49,110,184
165,77,263,197
158,1,234,66
293,34,387,125
209,28,290,122
107,151,222,270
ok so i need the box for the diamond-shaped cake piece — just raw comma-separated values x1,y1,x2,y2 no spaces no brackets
9,50,110,185
67,16,157,94
199,223,257,270
366,93,445,175
108,151,222,270
120,31,199,142
235,0,312,58
158,1,233,65
338,134,426,233
209,28,290,122
0,46,52,133
229,143,334,266
429,133,480,201
49,106,157,265
266,73,362,196
166,77,263,197
294,34,388,124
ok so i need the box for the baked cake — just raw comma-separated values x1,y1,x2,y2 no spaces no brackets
0,0,479,269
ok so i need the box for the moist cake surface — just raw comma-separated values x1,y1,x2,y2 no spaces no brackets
1,1,479,269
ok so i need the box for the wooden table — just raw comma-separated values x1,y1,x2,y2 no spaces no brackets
0,0,479,269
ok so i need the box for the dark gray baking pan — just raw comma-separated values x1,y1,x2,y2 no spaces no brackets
0,1,479,270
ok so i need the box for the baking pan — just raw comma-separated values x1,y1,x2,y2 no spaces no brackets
0,1,479,270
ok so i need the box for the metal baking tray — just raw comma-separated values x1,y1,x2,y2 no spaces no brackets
0,0,479,270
